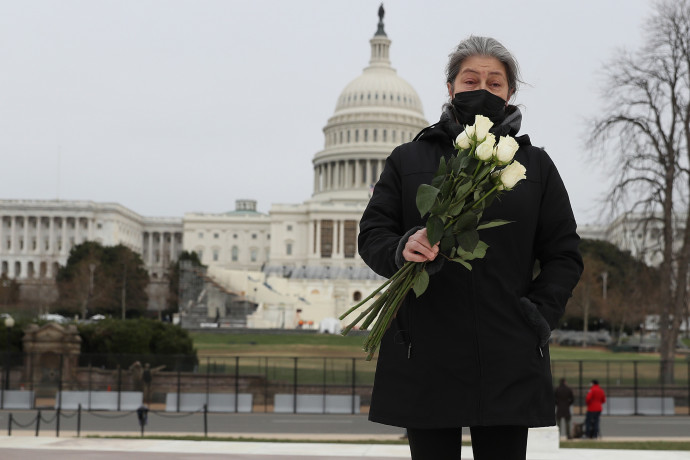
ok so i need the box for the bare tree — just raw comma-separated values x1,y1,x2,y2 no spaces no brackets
590,0,690,382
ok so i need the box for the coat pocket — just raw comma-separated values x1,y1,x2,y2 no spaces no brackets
517,297,551,348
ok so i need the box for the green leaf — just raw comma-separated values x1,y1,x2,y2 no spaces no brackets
416,184,440,216
450,258,473,271
453,181,473,202
454,240,488,261
441,179,453,198
431,175,445,188
430,199,449,216
466,157,479,173
472,241,489,258
448,199,466,216
477,164,494,179
477,219,513,230
450,155,465,174
453,211,478,232
412,270,430,297
435,156,447,177
456,229,479,253
426,216,445,246
440,230,456,254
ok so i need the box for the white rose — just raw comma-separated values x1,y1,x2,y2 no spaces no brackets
473,115,493,141
495,135,520,164
475,138,495,161
498,160,526,190
455,130,471,149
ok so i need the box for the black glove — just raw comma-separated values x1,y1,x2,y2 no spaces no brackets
395,226,445,275
518,297,551,348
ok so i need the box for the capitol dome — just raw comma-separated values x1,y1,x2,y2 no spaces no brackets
311,9,428,202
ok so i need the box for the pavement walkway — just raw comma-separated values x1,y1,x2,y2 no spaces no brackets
1,436,690,460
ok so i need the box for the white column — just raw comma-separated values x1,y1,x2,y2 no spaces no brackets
343,160,352,189
49,216,55,253
330,220,336,258
308,219,314,258
355,221,360,259
169,233,176,264
75,217,81,246
36,216,42,254
315,220,321,257
159,232,164,267
0,216,4,255
314,165,319,194
61,217,68,255
147,233,154,266
334,161,340,190
23,215,29,254
354,160,361,187
158,232,164,266
336,220,344,258
364,160,371,186
10,216,17,255
328,163,333,190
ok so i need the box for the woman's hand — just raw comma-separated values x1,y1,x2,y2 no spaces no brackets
402,228,439,263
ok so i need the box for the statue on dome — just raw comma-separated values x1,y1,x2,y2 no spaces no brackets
376,3,386,36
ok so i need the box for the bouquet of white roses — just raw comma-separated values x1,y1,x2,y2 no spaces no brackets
340,115,527,360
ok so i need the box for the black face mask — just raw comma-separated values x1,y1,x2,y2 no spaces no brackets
451,89,507,127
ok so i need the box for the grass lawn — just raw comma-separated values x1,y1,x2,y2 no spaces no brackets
191,331,688,362
191,331,366,358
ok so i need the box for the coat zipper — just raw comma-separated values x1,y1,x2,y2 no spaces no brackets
407,299,413,359
469,271,484,423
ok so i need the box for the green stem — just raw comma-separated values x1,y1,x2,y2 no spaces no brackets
364,272,415,351
471,185,500,210
338,270,397,320
341,293,387,335
341,261,417,336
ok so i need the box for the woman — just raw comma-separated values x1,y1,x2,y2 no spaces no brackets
358,36,583,459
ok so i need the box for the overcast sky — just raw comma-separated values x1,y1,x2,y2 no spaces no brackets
0,0,654,226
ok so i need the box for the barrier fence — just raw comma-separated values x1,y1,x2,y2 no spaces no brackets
5,403,211,438
1,352,689,416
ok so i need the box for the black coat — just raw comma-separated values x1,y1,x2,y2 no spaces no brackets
555,382,575,419
358,120,583,429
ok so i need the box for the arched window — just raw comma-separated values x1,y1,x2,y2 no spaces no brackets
353,291,362,301
250,248,258,262
231,246,239,262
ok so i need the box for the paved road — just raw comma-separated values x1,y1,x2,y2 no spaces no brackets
2,410,690,440
2,436,690,460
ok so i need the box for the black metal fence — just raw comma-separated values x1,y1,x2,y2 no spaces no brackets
1,352,689,415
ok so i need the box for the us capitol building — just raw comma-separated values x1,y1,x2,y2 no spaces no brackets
0,10,659,328
0,11,429,329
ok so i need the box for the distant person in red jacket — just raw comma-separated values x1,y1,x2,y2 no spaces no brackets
585,380,606,438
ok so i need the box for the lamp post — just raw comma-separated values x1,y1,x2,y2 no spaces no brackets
4,315,14,391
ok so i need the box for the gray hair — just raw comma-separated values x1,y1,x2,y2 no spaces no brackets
445,36,521,97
